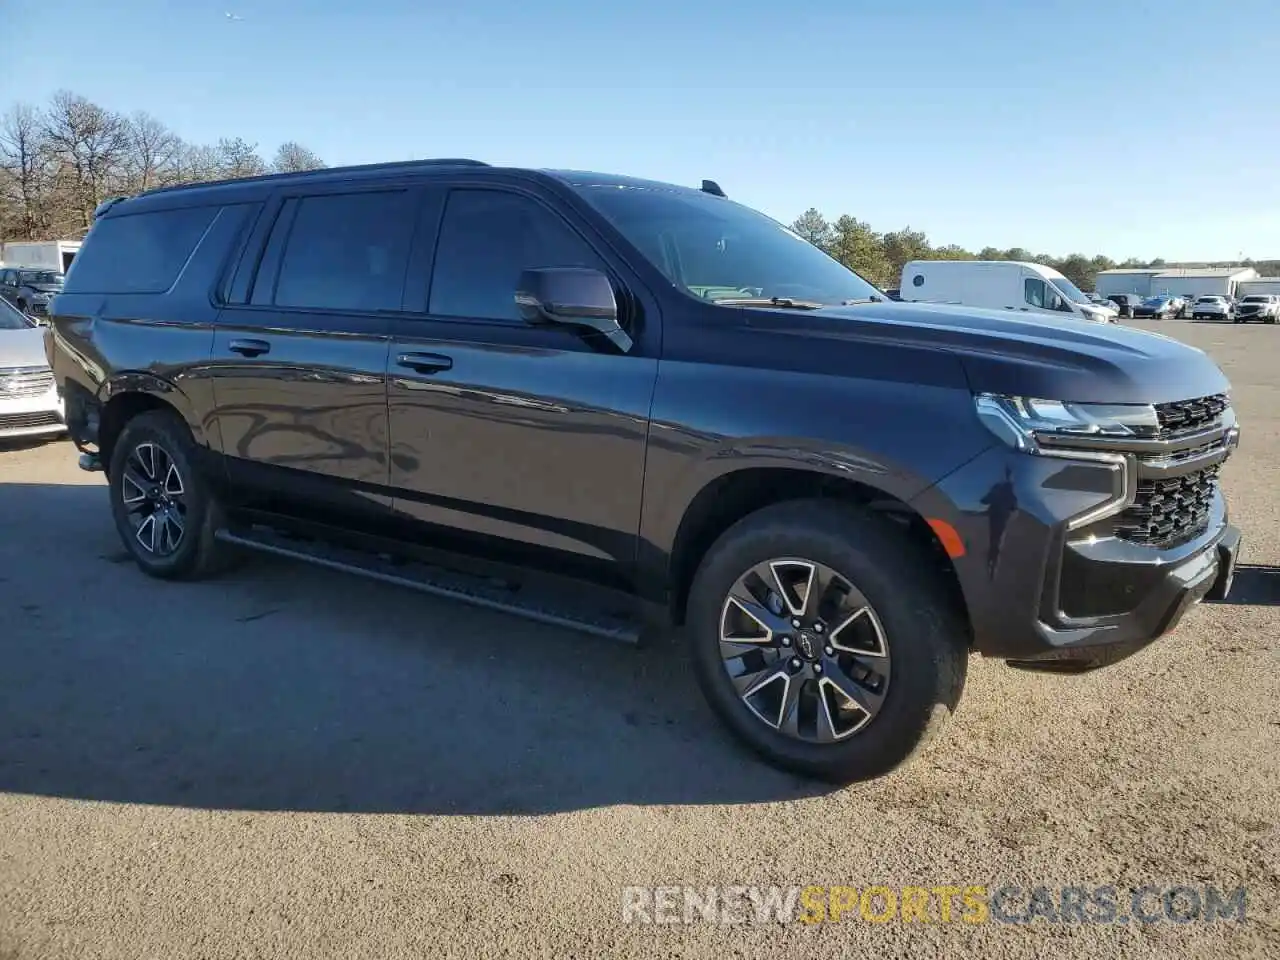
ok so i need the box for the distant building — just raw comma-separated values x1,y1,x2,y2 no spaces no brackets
1094,266,1258,299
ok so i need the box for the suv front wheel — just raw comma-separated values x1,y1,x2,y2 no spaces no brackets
686,499,967,782
108,409,236,580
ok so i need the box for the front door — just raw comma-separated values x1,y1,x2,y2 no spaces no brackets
208,185,420,519
386,184,659,583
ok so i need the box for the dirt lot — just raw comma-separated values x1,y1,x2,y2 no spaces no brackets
1,319,1277,959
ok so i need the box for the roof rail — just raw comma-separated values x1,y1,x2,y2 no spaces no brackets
138,158,491,197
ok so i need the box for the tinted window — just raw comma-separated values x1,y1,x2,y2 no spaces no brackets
63,206,218,294
270,191,416,312
429,189,603,322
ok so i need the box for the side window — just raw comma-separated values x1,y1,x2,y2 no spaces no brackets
268,191,416,312
429,189,604,322
62,206,218,294
1024,277,1046,308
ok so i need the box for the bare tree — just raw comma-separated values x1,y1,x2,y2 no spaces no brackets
122,111,182,192
216,137,267,179
175,141,222,183
271,141,326,173
41,90,129,229
0,103,52,240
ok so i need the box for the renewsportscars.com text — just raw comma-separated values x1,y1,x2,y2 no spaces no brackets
620,884,1247,925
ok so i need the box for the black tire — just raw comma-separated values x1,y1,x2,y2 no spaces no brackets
685,499,968,783
108,409,237,580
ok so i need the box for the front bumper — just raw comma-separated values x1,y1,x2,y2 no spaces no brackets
912,431,1241,672
0,389,66,439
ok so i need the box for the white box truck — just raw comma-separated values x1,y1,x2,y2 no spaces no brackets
0,240,82,275
899,260,1117,323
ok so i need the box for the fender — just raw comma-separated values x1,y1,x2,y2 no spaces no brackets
97,370,215,449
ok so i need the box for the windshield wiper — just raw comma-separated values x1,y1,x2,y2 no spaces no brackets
712,296,825,310
839,296,884,305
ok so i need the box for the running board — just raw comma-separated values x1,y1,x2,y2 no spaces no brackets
213,527,642,645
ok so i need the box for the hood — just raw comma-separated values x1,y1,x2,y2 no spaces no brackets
27,283,61,294
753,301,1229,405
0,326,51,369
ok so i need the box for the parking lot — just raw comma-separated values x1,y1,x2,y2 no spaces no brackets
1,318,1277,959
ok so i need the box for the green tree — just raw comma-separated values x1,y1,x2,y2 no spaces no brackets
790,208,833,252
881,227,931,281
828,215,891,286
1058,254,1094,291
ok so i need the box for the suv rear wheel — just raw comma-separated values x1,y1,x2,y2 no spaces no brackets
686,499,967,782
108,409,236,580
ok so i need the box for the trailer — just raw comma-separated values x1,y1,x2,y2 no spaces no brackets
0,240,82,274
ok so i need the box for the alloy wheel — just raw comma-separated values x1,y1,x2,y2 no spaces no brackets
718,557,891,743
120,441,188,556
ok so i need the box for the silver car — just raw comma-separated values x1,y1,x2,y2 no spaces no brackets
0,296,66,441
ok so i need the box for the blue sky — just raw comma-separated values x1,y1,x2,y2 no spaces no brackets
7,0,1280,261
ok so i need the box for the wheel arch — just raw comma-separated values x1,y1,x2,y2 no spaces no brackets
96,374,202,475
665,467,971,639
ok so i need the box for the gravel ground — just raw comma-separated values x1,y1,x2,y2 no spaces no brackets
1,318,1277,959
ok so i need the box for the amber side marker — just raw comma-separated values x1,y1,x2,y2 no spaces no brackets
926,518,966,558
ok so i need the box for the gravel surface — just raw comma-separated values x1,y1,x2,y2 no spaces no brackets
1,319,1277,959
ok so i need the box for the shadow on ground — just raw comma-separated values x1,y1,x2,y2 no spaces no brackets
0,482,837,815
1219,564,1280,607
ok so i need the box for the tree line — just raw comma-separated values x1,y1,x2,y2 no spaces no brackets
0,90,324,243
792,211,1280,294
3,90,1274,291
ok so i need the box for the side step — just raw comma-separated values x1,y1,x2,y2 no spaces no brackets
214,527,642,645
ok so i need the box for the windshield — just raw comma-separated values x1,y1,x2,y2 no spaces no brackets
0,297,34,329
1197,296,1219,303
1046,273,1091,305
1144,296,1167,305
571,184,883,306
19,270,61,285
1242,296,1267,303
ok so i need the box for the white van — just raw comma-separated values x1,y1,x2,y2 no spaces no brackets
898,260,1117,323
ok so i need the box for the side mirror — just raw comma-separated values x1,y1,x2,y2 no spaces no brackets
515,267,632,353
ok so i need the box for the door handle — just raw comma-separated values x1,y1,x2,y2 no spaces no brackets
396,352,453,373
228,338,271,357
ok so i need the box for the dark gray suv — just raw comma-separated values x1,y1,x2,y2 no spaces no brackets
44,159,1243,782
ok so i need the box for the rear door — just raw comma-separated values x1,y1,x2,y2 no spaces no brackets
209,183,420,520
385,181,660,582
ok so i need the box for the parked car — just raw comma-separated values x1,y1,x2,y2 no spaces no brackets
1108,293,1144,318
46,159,1243,783
0,267,65,318
0,295,66,441
1233,294,1280,323
1191,296,1234,321
1132,296,1177,319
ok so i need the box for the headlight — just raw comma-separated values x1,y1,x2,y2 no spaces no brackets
974,394,1158,452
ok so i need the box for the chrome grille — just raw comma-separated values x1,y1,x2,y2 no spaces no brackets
1116,464,1219,547
0,366,54,399
0,410,61,431
1153,394,1227,437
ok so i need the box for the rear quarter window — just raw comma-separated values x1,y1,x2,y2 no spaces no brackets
64,205,219,294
